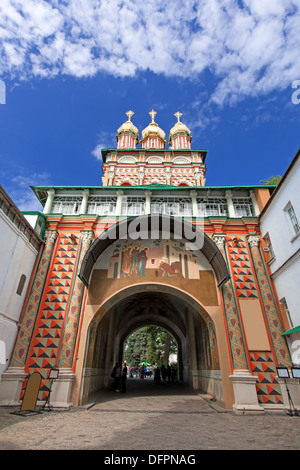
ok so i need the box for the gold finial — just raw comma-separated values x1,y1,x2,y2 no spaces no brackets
149,109,157,123
174,111,182,122
126,110,134,122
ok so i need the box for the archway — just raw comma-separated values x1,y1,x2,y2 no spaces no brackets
77,284,225,406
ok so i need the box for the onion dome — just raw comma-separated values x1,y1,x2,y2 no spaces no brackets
140,110,166,149
116,110,139,149
168,112,192,149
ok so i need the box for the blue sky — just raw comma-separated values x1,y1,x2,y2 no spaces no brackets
0,0,299,211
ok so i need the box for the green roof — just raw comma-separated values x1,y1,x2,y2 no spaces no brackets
282,325,300,335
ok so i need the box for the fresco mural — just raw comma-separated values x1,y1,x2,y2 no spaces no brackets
94,238,212,280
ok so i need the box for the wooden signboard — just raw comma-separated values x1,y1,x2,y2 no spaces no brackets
20,372,42,413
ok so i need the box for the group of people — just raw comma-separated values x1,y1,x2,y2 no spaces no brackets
111,361,177,392
129,364,153,378
154,364,176,384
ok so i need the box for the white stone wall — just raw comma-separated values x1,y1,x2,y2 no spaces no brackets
0,207,39,378
260,155,300,330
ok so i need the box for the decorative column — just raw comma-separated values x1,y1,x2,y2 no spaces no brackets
116,190,124,216
58,230,94,370
108,170,115,186
138,169,145,185
213,234,263,413
145,190,151,215
213,234,248,370
43,189,55,214
0,230,58,406
50,231,94,408
247,235,292,368
80,189,89,214
190,191,198,217
250,191,260,216
225,190,236,218
165,168,172,185
194,169,201,186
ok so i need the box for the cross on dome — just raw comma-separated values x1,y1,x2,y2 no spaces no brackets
174,111,183,122
149,109,157,123
126,110,134,122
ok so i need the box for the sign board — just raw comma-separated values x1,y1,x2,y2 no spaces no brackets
20,372,42,413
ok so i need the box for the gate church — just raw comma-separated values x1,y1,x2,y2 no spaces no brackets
0,111,293,412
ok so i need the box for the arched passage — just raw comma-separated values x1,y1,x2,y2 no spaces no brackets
77,284,226,406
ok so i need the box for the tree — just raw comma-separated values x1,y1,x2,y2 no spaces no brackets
260,175,282,185
125,326,177,366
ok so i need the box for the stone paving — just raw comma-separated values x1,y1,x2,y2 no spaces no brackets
0,378,299,451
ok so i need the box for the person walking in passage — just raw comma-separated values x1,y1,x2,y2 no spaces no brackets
111,362,121,392
121,362,128,393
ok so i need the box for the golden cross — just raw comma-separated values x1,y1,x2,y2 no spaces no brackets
174,111,182,122
149,109,157,123
126,110,134,121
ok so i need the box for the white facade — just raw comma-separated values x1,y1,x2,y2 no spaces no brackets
0,186,42,379
260,151,300,364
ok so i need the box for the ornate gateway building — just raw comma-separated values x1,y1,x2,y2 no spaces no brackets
0,111,294,412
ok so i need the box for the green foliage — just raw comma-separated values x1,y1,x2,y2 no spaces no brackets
125,326,177,367
260,175,282,185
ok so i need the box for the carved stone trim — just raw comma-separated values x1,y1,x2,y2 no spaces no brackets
247,235,260,247
44,230,58,243
212,234,226,248
81,231,94,244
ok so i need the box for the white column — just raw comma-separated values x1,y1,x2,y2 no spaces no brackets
225,190,236,218
108,171,115,186
165,168,172,185
250,190,260,216
116,190,124,216
80,189,89,214
145,190,151,214
138,169,145,185
43,189,55,214
190,191,198,217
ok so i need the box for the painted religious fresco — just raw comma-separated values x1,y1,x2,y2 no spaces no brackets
94,238,212,280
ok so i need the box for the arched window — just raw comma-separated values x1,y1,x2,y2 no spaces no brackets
16,274,26,296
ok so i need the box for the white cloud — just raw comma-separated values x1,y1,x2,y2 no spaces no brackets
91,144,103,161
91,130,117,161
1,0,300,105
1,162,51,211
